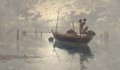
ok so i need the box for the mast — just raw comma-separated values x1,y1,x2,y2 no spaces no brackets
55,11,60,32
79,23,81,36
72,22,75,31
79,19,82,36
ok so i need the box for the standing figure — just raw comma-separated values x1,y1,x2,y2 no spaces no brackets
81,26,89,36
35,29,37,38
79,18,87,36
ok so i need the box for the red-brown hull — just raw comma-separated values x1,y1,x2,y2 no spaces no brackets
53,32,92,44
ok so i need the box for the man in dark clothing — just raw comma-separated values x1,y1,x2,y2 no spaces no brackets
79,18,87,36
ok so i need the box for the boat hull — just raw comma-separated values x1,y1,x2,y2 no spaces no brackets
53,32,93,45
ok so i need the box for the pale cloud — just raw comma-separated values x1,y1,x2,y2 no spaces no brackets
34,0,96,19
33,0,112,27
0,0,120,34
96,16,108,22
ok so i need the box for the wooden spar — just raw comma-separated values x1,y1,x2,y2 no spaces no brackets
72,22,75,31
55,11,60,32
79,19,82,36
53,47,60,61
79,23,81,36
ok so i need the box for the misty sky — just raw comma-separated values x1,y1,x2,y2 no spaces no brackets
0,1,120,70
0,0,120,35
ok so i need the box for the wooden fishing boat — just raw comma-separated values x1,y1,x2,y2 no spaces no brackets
52,29,95,45
51,12,95,45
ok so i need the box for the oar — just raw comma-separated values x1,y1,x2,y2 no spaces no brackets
53,47,60,61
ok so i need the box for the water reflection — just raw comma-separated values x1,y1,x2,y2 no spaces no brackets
53,41,94,70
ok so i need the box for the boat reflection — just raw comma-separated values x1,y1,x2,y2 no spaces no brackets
53,41,94,70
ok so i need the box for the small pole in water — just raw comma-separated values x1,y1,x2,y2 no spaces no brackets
41,31,43,37
17,29,19,56
22,30,26,37
35,29,37,38
1,40,3,55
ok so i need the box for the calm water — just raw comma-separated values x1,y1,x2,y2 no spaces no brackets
0,32,120,70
